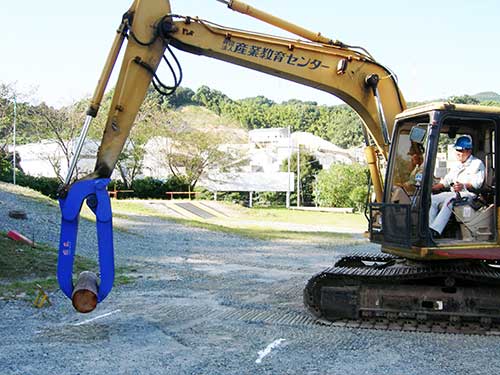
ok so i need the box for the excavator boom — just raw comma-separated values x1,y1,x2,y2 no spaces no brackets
57,0,500,333
69,0,407,187
165,16,405,152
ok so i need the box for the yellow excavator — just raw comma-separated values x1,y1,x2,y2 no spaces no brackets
57,0,500,332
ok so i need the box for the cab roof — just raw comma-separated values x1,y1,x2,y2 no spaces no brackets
396,101,500,120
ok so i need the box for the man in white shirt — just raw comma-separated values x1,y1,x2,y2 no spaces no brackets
429,135,485,238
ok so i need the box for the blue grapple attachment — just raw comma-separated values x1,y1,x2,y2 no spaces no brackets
57,178,114,313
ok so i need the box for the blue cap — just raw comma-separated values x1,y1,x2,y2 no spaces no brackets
454,136,472,151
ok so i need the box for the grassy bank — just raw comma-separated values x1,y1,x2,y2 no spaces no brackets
221,205,366,228
111,200,366,242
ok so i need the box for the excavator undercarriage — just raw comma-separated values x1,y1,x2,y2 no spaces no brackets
304,252,500,334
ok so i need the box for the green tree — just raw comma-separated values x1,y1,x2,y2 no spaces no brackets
231,96,275,129
321,106,364,148
448,95,480,105
146,86,196,109
316,163,369,211
162,117,246,190
281,148,322,206
480,100,500,107
0,83,34,148
27,102,87,182
0,148,13,179
193,86,234,115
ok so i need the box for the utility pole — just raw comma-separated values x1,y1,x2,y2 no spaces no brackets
296,144,300,207
286,126,291,208
12,95,17,185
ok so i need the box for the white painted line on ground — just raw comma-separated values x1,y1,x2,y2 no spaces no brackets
255,338,286,364
72,309,121,326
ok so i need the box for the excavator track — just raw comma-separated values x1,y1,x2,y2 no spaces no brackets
304,252,500,335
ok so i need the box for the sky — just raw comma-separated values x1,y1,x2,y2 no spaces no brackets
1,0,499,108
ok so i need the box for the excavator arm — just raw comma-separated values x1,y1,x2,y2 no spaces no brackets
58,0,406,312
166,9,406,153
85,0,171,181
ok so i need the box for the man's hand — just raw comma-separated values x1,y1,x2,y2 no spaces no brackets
453,182,467,192
432,182,444,192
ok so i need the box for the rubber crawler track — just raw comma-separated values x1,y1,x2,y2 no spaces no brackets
304,253,500,335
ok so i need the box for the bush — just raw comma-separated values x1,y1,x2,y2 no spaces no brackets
254,191,286,207
217,192,248,205
0,158,10,178
0,170,60,199
130,177,167,199
129,176,190,199
315,164,369,211
165,175,190,193
0,170,192,201
193,188,213,200
18,175,60,199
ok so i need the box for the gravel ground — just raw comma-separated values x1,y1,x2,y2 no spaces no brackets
1,182,500,375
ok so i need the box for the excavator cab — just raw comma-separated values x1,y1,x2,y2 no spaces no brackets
303,103,500,330
370,102,500,260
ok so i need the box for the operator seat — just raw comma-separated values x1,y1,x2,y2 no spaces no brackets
452,152,495,241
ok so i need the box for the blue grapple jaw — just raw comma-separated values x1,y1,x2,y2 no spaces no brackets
57,178,115,313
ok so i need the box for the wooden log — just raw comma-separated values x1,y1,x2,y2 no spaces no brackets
72,271,99,313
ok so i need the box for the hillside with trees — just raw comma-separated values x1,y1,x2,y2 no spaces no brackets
1,81,499,206
472,92,500,102
2,82,500,152
140,86,500,149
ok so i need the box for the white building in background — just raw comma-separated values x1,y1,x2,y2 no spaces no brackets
246,128,364,173
247,128,290,173
290,131,365,168
12,140,64,177
249,128,289,144
141,136,172,178
12,139,121,180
